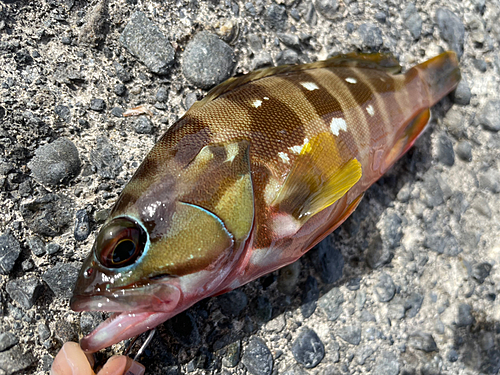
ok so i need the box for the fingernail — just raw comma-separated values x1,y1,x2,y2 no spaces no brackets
124,359,145,375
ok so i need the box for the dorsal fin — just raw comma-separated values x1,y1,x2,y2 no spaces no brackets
189,52,401,111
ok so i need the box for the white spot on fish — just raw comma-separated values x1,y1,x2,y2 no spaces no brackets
366,104,375,116
273,214,302,239
253,99,262,108
263,97,269,100
97,303,102,308
300,82,319,91
345,77,357,84
330,117,347,136
288,137,309,154
278,152,290,164
225,143,238,163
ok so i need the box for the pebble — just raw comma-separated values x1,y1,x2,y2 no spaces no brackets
373,351,400,375
313,0,338,20
403,3,422,39
182,32,235,89
378,211,403,249
303,2,317,26
54,319,78,343
241,337,273,375
37,323,50,341
113,62,131,83
120,12,175,75
253,53,273,69
54,104,71,122
114,83,126,96
277,261,300,295
456,303,474,327
74,209,90,242
28,137,81,185
366,235,391,269
89,98,105,112
166,311,200,347
446,349,459,362
277,33,300,49
310,240,344,284
451,79,471,105
472,262,492,284
435,8,465,58
184,92,198,110
6,278,43,309
455,140,472,162
252,296,272,323
318,287,344,321
46,243,61,255
374,11,386,23
433,133,455,166
27,236,45,257
41,262,79,299
221,341,241,368
110,107,124,117
404,292,424,318
89,136,123,179
408,332,438,352
0,345,35,374
247,34,263,52
0,232,21,275
356,345,375,365
375,273,396,302
22,194,74,237
420,173,444,208
156,87,169,103
21,260,34,271
291,329,325,368
301,276,319,319
478,170,500,194
473,58,487,72
337,325,361,345
265,4,287,30
472,198,492,218
479,100,500,132
357,23,383,49
443,107,465,139
134,116,154,134
0,333,18,352
217,290,248,317
276,49,298,66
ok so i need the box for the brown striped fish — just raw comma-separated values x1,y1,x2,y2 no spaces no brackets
71,51,460,352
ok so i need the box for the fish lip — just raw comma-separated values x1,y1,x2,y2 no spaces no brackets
70,281,181,313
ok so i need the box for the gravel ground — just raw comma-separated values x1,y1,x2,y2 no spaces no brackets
0,0,499,374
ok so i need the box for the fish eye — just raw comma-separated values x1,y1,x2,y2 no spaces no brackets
95,217,147,268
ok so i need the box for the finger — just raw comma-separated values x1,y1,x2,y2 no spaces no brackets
50,342,95,375
124,356,145,375
95,356,145,375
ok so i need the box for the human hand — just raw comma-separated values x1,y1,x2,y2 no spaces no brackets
50,342,145,375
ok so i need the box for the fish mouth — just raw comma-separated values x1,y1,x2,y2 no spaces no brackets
70,282,182,313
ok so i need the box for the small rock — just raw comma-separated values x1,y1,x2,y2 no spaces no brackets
6,278,43,309
357,345,375,365
403,3,422,39
433,133,455,166
446,349,458,362
28,138,81,186
357,23,383,49
54,320,78,343
301,276,319,319
134,116,154,134
156,87,169,103
388,303,405,320
291,329,325,368
221,341,241,368
408,332,438,352
375,273,396,302
472,262,492,284
241,337,273,375
472,58,487,72
278,261,300,295
318,287,344,321
455,141,472,162
184,92,198,110
253,53,273,69
277,33,300,49
0,333,18,352
21,260,34,271
276,49,299,66
424,230,461,256
114,83,126,96
378,211,403,249
435,8,465,58
74,209,90,242
37,323,50,341
110,107,124,117
90,136,123,179
0,345,36,374
310,240,344,284
456,303,474,327
443,107,466,139
54,104,71,122
113,62,131,83
314,0,338,20
421,173,444,208
46,243,61,255
120,11,175,75
478,170,500,194
374,11,387,23
27,236,45,257
42,262,79,299
22,194,75,237
405,292,424,318
166,311,200,347
373,351,400,375
265,4,287,31
252,296,272,323
451,79,471,105
182,32,235,89
247,34,263,52
366,235,391,269
0,232,21,275
303,2,317,26
479,100,500,132
78,0,108,47
472,198,491,218
90,98,106,112
217,290,248,317
338,325,361,345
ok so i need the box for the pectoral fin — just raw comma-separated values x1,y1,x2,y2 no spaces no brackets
274,132,362,223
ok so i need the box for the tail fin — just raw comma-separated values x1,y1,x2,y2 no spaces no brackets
410,51,461,106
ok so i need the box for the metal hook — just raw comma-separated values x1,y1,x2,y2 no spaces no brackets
123,329,156,361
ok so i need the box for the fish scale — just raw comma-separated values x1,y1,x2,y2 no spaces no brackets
71,51,461,353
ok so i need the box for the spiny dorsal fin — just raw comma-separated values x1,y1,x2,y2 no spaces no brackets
189,52,401,111
273,132,362,223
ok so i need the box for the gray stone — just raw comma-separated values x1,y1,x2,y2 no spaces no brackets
185,92,198,110
337,325,361,345
356,345,376,365
373,351,399,375
314,0,338,20
375,273,396,302
6,278,43,309
182,32,235,89
403,3,422,39
456,303,474,327
408,332,438,352
379,211,403,249
253,53,273,69
156,87,169,103
301,276,319,319
478,170,500,194
357,23,383,49
451,79,471,105
278,261,300,295
42,262,79,299
113,62,131,83
310,240,344,284
446,349,458,362
265,4,287,30
374,11,387,23
134,116,154,134
421,173,444,208
424,230,461,256
434,133,455,166
217,290,248,317
277,33,300,49
405,292,424,318
247,34,263,52
90,98,105,112
388,303,405,320
120,11,175,75
0,345,35,374
74,209,90,242
472,262,492,284
46,243,61,255
0,333,18,352
435,8,465,58
90,136,123,179
221,340,241,368
252,296,272,323
443,107,465,139
114,83,126,96
54,104,71,122
37,323,50,341
28,137,81,185
0,232,21,275
291,329,325,368
318,287,344,321
479,100,500,132
54,319,78,343
472,198,492,218
455,140,472,162
27,236,45,257
241,337,273,375
473,58,487,72
110,107,124,117
276,49,298,66
303,2,317,26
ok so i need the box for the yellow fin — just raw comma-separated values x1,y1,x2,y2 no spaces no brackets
274,132,362,222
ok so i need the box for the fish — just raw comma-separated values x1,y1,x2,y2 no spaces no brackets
71,51,460,352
